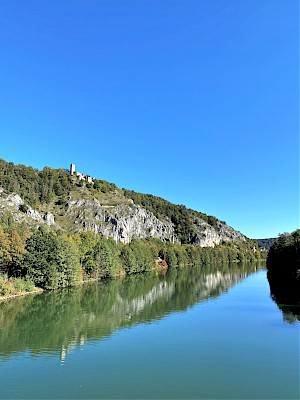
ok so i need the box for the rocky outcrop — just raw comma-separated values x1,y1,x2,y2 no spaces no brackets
43,212,55,225
192,218,246,247
0,189,28,224
5,192,24,208
25,207,43,223
0,189,54,227
65,199,176,244
63,197,246,245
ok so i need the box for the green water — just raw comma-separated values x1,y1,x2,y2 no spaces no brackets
0,263,299,399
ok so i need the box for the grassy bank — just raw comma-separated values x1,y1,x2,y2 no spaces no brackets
0,275,42,301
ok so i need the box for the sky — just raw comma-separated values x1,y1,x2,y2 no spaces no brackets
0,0,298,239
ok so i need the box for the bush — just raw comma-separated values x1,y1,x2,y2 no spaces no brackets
0,276,37,297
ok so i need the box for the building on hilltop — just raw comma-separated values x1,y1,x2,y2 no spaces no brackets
69,163,94,184
76,172,85,180
70,164,76,175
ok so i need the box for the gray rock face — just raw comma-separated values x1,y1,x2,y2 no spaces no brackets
192,218,245,247
0,188,24,209
0,189,50,227
44,212,55,225
65,197,246,246
25,207,43,223
6,193,24,208
66,200,176,244
0,189,28,224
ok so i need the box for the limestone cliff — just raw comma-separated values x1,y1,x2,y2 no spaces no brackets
0,186,246,246
65,199,175,244
0,188,56,227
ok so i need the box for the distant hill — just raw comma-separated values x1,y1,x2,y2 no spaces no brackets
254,238,276,249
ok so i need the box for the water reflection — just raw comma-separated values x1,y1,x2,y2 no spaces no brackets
0,263,259,361
267,271,300,324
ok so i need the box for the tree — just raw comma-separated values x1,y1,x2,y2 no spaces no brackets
79,232,98,277
267,230,300,274
94,237,122,278
120,246,139,274
0,224,11,273
6,228,26,277
22,229,81,289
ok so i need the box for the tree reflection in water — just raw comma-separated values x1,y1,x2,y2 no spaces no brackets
267,271,300,324
0,262,259,360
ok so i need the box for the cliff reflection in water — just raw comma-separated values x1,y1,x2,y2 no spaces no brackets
0,263,259,360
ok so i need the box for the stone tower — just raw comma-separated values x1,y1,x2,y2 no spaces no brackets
70,164,76,175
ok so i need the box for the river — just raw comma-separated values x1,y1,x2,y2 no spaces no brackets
0,263,299,399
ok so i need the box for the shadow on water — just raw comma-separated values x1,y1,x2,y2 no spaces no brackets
0,262,259,360
267,270,300,324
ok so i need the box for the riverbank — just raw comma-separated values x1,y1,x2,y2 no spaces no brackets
0,276,42,301
0,288,43,302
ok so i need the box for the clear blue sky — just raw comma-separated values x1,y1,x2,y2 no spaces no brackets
0,0,298,239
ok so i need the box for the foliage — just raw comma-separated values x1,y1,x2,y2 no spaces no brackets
79,232,99,277
92,179,120,194
0,275,37,297
21,229,81,289
267,230,300,275
0,223,29,276
94,237,122,278
0,159,123,211
0,159,73,207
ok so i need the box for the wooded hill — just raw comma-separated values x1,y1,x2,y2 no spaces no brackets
0,158,244,245
0,158,264,296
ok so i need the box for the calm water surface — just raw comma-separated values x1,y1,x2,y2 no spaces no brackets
0,263,299,399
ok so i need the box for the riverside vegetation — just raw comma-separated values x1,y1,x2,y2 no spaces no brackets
0,158,265,297
266,229,300,276
266,230,300,322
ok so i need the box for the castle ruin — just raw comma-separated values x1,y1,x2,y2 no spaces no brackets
70,164,94,184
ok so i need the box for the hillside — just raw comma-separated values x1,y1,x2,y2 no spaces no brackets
255,238,276,250
0,158,248,247
0,158,264,295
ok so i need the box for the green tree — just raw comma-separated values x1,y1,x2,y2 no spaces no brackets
79,232,98,277
0,224,11,273
120,246,139,274
22,229,81,289
94,237,122,278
